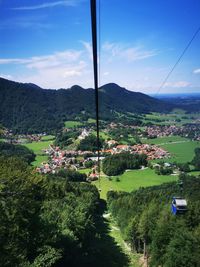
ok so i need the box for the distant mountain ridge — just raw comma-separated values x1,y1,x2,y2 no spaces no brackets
0,77,173,133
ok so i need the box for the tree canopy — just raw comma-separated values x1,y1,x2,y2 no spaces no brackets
102,152,147,176
0,141,35,164
107,174,200,267
0,156,100,267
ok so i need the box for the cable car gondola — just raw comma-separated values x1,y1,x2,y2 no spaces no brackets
171,197,187,215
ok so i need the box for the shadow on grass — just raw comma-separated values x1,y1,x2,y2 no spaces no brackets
81,200,130,267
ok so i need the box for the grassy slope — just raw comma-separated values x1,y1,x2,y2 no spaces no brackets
108,214,141,267
93,168,177,199
64,121,83,128
141,135,188,145
161,141,200,163
24,139,54,166
142,135,200,163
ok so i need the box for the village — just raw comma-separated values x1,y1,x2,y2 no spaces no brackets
36,128,170,175
1,121,199,178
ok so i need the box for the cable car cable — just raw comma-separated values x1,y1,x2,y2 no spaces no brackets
155,26,200,97
90,0,101,190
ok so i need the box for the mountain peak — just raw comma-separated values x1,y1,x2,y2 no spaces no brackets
100,83,125,90
70,85,84,91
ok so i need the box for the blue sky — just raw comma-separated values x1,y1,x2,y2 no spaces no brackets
0,0,200,94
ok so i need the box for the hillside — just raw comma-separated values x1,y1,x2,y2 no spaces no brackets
0,78,173,133
107,174,200,266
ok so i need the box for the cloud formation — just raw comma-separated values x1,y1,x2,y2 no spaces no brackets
164,81,191,88
12,0,79,10
193,68,200,74
102,42,158,62
0,46,91,88
0,50,82,69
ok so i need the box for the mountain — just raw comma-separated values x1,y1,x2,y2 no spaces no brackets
0,78,173,133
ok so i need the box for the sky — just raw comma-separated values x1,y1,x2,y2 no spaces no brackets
0,0,200,94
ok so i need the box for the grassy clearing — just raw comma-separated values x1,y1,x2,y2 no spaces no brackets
141,135,188,145
93,168,177,199
87,118,96,124
40,135,55,141
160,140,200,163
64,121,83,128
32,155,49,166
79,168,91,174
188,170,200,176
100,131,110,140
142,112,199,126
141,136,200,163
24,140,53,166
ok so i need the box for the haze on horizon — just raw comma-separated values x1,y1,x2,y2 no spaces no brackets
0,0,200,94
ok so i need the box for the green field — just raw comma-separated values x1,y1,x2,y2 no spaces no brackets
143,112,199,126
64,121,83,128
161,140,200,163
87,118,96,124
24,139,53,166
142,135,188,145
141,135,200,163
79,168,91,174
40,135,55,141
93,168,177,199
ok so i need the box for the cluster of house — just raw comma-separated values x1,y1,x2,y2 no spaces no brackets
144,125,180,138
36,145,101,174
103,142,170,160
36,138,170,174
1,129,46,144
78,128,90,140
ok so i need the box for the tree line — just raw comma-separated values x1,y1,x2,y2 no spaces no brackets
102,152,147,176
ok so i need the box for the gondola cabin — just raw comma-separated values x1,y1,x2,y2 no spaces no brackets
171,197,187,215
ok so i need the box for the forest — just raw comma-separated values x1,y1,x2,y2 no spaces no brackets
102,152,147,176
0,155,104,267
0,141,36,164
107,174,200,267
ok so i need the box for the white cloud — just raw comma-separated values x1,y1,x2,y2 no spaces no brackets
0,74,13,80
81,41,93,61
0,44,93,88
12,1,79,10
193,68,200,74
103,72,109,76
102,42,158,62
164,81,191,88
0,50,82,69
0,15,53,30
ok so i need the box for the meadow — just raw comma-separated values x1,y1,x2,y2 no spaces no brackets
93,168,177,199
142,111,199,126
64,120,83,128
141,135,188,145
160,140,200,163
141,135,200,163
24,137,55,166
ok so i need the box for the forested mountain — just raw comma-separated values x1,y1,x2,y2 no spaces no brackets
0,77,173,133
